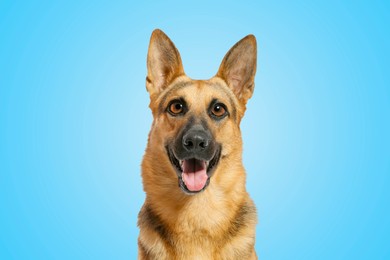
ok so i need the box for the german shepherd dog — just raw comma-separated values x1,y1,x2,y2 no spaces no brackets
138,29,258,259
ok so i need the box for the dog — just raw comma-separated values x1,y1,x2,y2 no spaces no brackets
138,29,258,259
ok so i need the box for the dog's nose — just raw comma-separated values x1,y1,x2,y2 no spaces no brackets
182,130,210,152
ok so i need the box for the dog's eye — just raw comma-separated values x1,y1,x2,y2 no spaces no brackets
211,103,227,118
168,100,184,115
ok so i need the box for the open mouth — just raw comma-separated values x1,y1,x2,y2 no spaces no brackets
167,148,221,194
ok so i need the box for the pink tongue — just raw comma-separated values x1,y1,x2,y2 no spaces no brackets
182,159,208,191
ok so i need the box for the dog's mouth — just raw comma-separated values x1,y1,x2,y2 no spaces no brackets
167,147,221,195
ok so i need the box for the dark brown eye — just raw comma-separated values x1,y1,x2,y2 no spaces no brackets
211,103,227,117
168,101,184,115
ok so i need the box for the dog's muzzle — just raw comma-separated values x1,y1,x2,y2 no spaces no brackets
167,124,221,195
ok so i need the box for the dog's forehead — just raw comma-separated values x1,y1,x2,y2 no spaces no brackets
161,78,234,104
181,81,230,100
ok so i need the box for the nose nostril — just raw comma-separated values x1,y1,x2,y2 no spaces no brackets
199,141,206,149
184,140,194,147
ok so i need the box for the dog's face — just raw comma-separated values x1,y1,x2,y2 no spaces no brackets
160,78,240,194
144,30,256,195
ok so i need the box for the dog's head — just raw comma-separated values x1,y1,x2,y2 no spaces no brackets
144,29,256,195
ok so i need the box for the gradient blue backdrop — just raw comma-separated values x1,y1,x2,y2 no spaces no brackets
1,1,389,259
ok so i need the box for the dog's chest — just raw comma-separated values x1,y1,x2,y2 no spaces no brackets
174,237,215,259
170,210,228,258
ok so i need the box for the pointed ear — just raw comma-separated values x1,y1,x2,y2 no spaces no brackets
216,35,257,105
146,29,184,96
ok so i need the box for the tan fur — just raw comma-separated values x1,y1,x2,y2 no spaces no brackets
138,29,258,259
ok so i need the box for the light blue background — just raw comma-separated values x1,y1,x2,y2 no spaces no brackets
1,1,389,259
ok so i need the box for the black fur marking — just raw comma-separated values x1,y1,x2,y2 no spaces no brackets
138,205,175,250
219,202,256,258
138,240,151,258
228,202,257,238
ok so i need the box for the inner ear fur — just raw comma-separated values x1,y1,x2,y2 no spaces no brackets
216,35,257,105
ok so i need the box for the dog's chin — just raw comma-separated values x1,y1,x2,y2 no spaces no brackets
167,148,221,195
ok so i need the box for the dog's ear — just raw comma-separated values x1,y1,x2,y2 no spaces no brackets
146,29,184,96
216,35,257,105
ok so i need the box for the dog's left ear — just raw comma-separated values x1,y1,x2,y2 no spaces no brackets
216,35,257,105
146,29,185,96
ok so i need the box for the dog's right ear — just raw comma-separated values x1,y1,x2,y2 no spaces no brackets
146,29,184,96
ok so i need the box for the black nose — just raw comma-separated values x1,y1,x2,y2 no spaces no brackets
182,130,210,152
